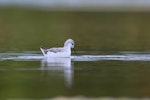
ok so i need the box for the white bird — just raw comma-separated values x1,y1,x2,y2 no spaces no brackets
40,39,76,57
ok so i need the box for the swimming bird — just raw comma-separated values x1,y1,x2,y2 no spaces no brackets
40,39,76,57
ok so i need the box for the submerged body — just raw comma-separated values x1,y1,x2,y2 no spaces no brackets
40,39,75,58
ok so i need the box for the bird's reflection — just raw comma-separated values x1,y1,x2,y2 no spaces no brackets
41,57,73,87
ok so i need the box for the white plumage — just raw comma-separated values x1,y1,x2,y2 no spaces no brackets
40,39,75,57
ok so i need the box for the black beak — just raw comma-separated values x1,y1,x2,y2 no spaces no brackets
73,48,78,56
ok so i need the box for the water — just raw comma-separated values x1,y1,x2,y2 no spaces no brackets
1,8,150,99
0,51,150,99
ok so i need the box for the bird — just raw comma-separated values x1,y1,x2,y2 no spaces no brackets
40,39,76,57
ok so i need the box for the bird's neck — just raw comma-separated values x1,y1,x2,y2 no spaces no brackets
63,45,71,56
64,45,71,50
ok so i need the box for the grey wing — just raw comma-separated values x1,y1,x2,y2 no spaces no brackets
47,48,63,53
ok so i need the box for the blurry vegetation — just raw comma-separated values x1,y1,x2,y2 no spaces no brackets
0,7,150,51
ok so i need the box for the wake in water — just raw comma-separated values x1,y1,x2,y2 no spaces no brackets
0,51,150,61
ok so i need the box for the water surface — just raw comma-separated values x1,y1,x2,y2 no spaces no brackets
0,8,150,99
0,51,150,99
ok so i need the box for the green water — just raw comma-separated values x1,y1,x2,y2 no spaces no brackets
0,7,150,99
1,59,150,99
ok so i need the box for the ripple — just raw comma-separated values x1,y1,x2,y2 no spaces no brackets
72,54,150,61
0,52,150,61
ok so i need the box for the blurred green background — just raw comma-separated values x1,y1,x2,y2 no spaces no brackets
0,7,150,52
0,1,150,99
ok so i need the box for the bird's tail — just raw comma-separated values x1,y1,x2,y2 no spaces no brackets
40,46,46,56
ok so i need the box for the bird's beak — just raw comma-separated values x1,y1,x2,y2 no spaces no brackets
73,48,78,56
